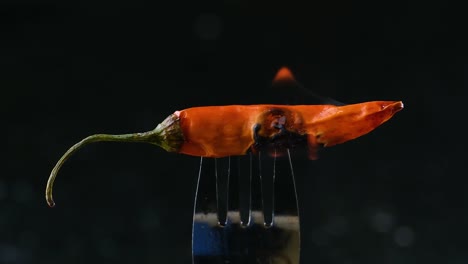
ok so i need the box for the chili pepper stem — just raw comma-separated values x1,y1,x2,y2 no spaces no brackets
46,113,184,208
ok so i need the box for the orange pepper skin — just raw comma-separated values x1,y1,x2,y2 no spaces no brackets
176,106,256,158
175,101,403,159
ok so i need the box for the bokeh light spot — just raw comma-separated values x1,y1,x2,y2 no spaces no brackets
394,226,415,247
193,13,223,41
370,210,394,233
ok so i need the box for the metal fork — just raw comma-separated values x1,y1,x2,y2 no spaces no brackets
192,149,301,264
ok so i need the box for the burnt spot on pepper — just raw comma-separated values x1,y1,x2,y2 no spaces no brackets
251,108,308,156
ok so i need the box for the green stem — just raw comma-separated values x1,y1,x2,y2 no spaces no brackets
46,132,154,207
46,113,184,208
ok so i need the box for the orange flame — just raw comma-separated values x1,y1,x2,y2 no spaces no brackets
273,66,296,83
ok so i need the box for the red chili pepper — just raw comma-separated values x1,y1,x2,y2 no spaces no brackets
45,67,403,207
175,101,403,159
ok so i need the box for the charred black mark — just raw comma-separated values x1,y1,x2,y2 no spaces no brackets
252,124,308,152
250,108,307,155
253,123,262,143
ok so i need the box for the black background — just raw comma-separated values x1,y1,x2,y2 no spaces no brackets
2,1,467,264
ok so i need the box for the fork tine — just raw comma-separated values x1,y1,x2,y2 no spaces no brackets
250,152,266,226
273,149,301,263
215,157,230,226
273,149,300,221
235,154,250,226
192,157,223,262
